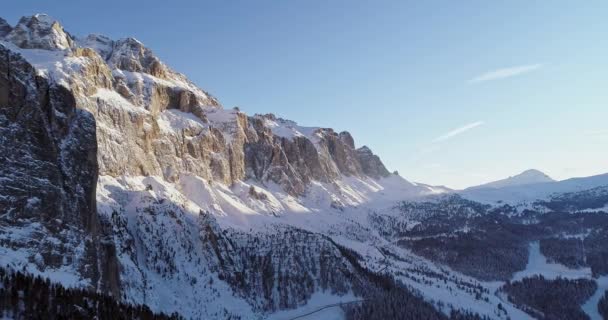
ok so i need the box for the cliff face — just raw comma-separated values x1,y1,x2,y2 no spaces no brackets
357,146,391,179
0,14,385,195
0,37,118,295
0,14,413,319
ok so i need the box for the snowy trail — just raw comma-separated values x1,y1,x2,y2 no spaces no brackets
265,292,358,320
512,242,607,320
283,300,365,320
512,242,592,281
582,276,608,320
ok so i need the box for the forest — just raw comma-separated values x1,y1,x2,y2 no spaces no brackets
540,237,586,268
0,267,183,320
501,275,596,320
599,290,608,320
374,194,608,282
335,244,489,320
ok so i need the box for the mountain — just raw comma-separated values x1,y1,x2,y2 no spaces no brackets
414,182,453,194
467,169,555,190
2,14,608,320
0,14,455,320
461,172,608,204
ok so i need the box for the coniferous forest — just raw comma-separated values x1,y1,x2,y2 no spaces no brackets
0,267,182,320
599,290,608,320
501,275,596,320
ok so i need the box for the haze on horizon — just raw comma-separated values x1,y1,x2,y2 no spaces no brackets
4,0,607,189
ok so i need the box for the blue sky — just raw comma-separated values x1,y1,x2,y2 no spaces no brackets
4,1,607,188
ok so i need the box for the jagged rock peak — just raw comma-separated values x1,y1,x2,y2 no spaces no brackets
83,34,220,107
78,34,114,59
1,14,219,108
77,35,171,79
356,145,390,179
0,17,12,37
339,131,355,149
107,37,168,78
3,14,73,50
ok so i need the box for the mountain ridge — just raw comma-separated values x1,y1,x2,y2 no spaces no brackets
466,169,555,191
2,13,608,320
460,172,608,204
0,14,444,319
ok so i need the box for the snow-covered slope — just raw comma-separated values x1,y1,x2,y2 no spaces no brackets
0,13,461,320
467,169,555,190
461,172,608,204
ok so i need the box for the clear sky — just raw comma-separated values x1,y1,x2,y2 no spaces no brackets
4,1,608,189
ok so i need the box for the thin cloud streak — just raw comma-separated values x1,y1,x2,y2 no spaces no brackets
582,129,608,140
584,129,608,137
469,64,542,83
433,121,484,143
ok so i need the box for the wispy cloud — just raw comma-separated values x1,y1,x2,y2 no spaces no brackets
469,64,542,83
583,129,608,138
432,121,484,143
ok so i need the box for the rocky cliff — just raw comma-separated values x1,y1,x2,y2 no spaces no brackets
0,14,467,320
0,23,119,295
0,11,397,312
1,14,389,193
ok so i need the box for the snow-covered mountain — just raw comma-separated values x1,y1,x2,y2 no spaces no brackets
467,169,555,190
0,14,457,320
1,14,608,320
461,172,608,204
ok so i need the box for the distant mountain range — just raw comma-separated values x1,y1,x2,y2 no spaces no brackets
461,170,608,204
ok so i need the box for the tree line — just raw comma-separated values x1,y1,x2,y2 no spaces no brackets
501,275,596,320
0,267,182,320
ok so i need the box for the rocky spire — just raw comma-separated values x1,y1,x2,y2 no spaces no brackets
356,145,390,179
4,14,73,50
106,37,168,78
0,17,12,37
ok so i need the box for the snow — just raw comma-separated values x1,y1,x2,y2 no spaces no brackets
512,242,592,281
26,155,605,320
95,170,542,319
460,173,608,204
0,231,89,289
25,197,41,208
96,175,256,319
6,14,72,51
112,68,210,105
98,173,478,303
6,15,608,319
467,169,555,190
203,107,237,123
76,34,114,58
260,116,321,141
32,13,58,27
265,291,356,320
157,109,208,132
92,88,148,114
0,40,83,88
582,276,608,320
94,169,433,233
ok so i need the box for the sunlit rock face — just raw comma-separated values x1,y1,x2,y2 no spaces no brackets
356,145,390,179
0,14,402,319
4,14,73,50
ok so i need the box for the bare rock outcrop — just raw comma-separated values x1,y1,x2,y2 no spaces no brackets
0,12,396,298
356,145,391,179
4,14,73,50
0,18,11,37
0,42,119,295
